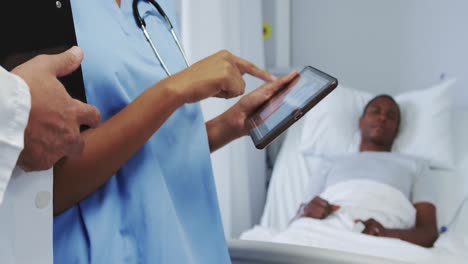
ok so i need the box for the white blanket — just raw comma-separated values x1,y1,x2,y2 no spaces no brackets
320,179,416,230
241,180,467,263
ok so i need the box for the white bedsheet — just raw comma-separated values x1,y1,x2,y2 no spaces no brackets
320,180,416,230
241,223,466,263
242,180,467,263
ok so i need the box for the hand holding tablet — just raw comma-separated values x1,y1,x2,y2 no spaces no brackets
248,66,338,149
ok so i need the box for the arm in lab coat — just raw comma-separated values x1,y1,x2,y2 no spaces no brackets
0,66,31,205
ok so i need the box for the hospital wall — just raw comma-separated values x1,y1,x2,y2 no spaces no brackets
288,0,468,109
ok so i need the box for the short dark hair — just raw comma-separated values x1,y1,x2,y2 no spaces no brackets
362,95,401,126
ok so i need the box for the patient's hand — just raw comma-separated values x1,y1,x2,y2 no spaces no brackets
302,196,340,220
356,218,387,237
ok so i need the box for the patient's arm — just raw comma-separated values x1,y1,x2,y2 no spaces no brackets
359,202,438,248
384,202,438,247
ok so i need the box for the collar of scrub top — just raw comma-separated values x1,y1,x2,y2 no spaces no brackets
132,0,190,76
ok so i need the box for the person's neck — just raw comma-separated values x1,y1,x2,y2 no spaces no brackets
359,141,392,152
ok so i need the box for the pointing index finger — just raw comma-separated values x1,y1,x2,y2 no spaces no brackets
231,55,276,82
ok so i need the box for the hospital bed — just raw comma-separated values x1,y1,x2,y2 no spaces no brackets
229,84,468,263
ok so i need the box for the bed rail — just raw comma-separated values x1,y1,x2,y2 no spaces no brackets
228,239,407,264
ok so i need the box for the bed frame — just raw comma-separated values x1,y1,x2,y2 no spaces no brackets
229,239,407,264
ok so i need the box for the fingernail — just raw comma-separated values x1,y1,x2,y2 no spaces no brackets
69,46,83,58
270,74,278,81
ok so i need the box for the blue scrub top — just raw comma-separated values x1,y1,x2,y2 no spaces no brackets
53,0,230,263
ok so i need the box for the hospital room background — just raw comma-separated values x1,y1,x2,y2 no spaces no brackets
175,0,468,262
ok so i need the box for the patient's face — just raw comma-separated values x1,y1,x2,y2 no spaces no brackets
359,97,400,146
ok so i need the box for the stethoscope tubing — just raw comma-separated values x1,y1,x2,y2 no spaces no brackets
132,0,190,76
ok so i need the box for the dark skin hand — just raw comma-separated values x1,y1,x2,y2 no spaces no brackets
356,202,439,248
302,196,340,219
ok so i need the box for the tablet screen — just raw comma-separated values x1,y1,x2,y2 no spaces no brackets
0,0,86,103
248,66,337,148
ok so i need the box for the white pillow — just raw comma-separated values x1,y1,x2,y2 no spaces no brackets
453,109,468,170
427,168,466,230
441,109,468,230
300,79,456,169
299,85,372,156
425,109,468,229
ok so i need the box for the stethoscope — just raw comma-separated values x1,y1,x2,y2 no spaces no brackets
132,0,190,76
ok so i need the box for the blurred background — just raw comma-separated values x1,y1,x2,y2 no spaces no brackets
174,0,468,239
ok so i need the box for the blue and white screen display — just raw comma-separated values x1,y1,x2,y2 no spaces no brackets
249,67,331,141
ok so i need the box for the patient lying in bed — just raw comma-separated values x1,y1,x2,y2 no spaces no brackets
242,95,439,252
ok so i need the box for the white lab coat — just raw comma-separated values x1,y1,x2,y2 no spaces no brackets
0,66,53,264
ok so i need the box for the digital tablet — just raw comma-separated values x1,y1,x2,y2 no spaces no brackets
248,66,338,149
0,0,86,103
